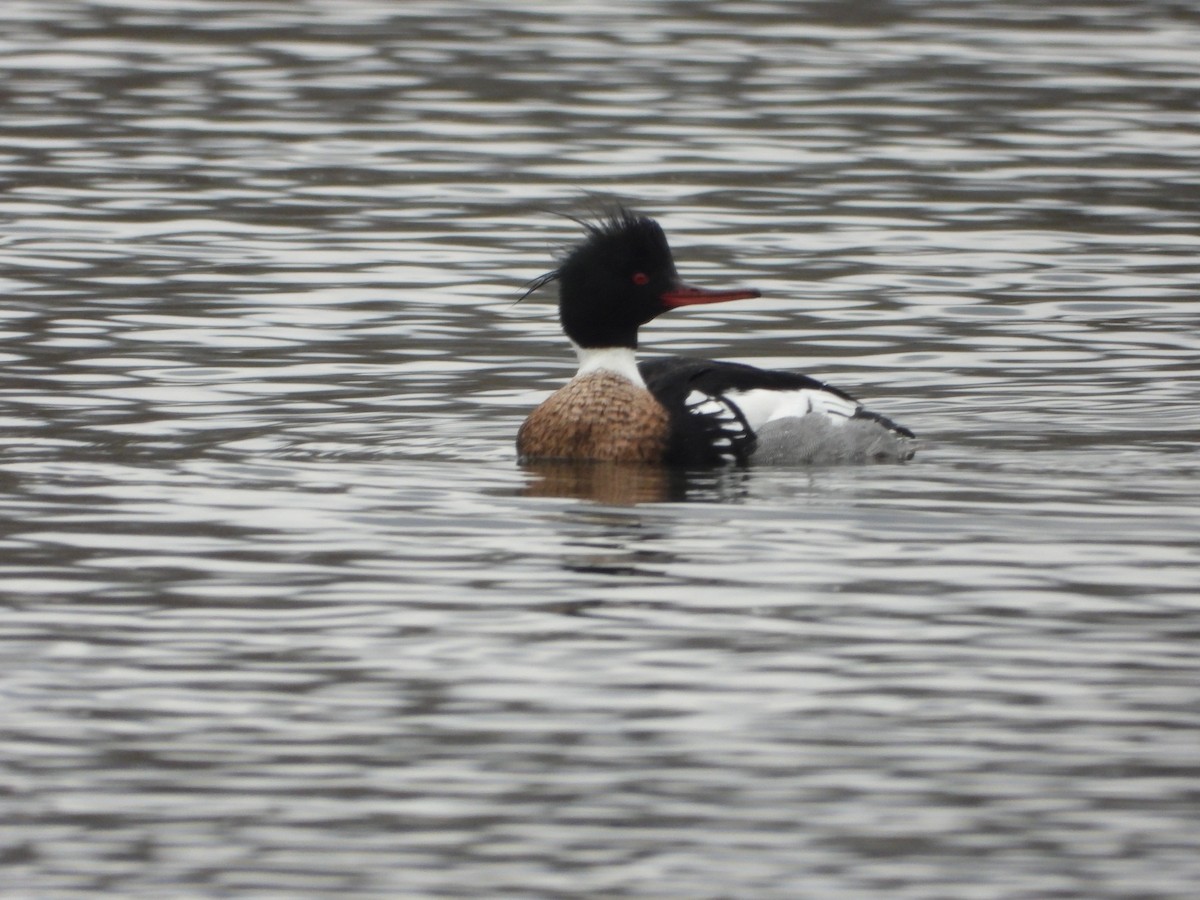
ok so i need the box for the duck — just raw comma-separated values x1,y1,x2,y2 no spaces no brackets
517,209,915,466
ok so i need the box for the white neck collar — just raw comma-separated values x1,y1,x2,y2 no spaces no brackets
573,345,645,387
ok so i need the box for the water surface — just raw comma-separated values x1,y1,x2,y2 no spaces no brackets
3,1,1199,897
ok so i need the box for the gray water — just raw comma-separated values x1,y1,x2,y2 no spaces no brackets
3,1,1199,897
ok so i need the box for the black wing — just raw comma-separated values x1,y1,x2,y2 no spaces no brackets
639,358,760,466
640,357,914,467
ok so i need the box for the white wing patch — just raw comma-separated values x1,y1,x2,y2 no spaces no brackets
724,388,860,430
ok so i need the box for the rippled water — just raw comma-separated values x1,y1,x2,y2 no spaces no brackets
3,1,1199,897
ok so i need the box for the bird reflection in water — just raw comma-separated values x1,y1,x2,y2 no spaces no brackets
520,459,750,504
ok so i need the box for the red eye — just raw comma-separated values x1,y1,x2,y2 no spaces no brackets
631,272,649,285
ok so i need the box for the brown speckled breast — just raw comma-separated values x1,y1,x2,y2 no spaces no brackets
517,370,670,463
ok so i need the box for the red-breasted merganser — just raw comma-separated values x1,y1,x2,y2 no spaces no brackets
518,209,916,466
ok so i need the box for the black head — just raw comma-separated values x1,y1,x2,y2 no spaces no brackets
524,209,760,349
